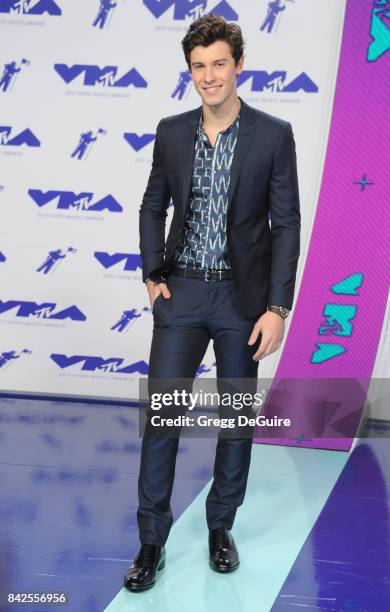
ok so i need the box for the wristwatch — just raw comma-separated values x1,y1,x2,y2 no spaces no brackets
267,305,290,319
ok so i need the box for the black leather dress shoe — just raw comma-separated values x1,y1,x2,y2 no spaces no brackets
123,544,165,592
209,528,239,572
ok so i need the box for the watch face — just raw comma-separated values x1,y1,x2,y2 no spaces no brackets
280,308,289,318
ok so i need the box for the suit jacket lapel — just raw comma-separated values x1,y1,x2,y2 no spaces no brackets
227,98,256,214
180,105,201,218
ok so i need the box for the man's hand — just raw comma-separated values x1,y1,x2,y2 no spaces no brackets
248,310,285,361
146,280,171,309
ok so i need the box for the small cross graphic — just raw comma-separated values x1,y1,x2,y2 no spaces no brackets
353,173,375,191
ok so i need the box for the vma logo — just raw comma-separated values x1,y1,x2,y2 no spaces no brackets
0,348,32,370
0,126,40,147
0,300,86,321
143,0,238,21
367,0,390,62
29,190,123,213
237,71,318,93
54,64,147,89
0,0,62,14
51,354,149,374
311,274,363,364
94,252,142,272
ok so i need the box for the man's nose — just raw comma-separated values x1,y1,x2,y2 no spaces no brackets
204,66,216,82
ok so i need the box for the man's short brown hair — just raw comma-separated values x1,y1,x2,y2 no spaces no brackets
181,14,245,70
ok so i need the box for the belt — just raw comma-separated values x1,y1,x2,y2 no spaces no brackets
170,265,232,282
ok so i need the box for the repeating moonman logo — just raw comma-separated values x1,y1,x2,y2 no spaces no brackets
0,251,6,263
111,308,151,333
70,129,106,160
259,0,294,34
367,0,390,62
0,59,29,93
0,349,32,371
171,70,192,100
0,0,62,15
94,252,142,272
28,190,123,213
54,64,148,89
92,0,118,29
0,127,40,147
143,0,238,21
36,247,77,275
51,354,149,374
0,300,86,321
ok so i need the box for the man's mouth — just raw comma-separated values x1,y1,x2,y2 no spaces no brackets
203,85,222,93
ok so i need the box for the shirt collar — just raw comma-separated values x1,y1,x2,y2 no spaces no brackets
198,106,240,139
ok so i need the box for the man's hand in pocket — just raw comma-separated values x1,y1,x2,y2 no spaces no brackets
146,280,172,309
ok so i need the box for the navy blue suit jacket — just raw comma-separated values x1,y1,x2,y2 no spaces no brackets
139,97,301,318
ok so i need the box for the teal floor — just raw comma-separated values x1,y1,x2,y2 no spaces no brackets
105,443,348,612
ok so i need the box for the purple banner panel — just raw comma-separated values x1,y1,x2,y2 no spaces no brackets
254,0,390,451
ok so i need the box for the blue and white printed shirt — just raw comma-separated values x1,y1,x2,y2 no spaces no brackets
173,108,240,271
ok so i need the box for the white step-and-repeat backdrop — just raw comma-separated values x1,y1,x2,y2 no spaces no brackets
0,0,346,401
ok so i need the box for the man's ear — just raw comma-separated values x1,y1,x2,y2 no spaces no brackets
235,54,245,76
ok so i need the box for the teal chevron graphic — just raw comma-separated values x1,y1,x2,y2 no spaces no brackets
367,1,390,62
330,274,363,295
311,343,346,364
331,273,363,295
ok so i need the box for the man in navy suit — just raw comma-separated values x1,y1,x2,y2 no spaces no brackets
124,14,300,592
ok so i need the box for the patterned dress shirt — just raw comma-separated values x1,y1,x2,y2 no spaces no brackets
173,108,240,271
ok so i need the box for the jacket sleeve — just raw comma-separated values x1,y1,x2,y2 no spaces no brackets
139,120,171,282
266,122,301,310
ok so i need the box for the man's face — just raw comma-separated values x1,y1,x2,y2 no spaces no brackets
189,40,244,108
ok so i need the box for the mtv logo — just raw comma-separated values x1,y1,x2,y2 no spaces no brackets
237,71,318,93
28,190,123,212
0,0,61,15
51,354,149,374
54,64,147,88
143,0,238,21
94,252,142,271
0,126,40,147
0,300,86,321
